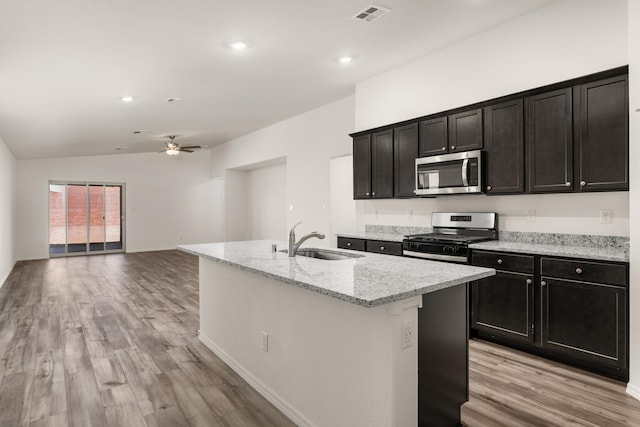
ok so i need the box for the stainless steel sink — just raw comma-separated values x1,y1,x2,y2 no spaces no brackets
280,248,364,260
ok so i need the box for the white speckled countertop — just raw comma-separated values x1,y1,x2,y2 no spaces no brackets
469,240,628,263
338,227,629,263
178,240,495,308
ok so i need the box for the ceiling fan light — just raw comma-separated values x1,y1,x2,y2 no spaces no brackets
166,148,180,156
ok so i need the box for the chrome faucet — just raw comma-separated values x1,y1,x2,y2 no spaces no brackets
288,222,325,257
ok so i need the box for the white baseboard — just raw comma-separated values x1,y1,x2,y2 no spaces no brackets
198,333,314,427
627,382,640,401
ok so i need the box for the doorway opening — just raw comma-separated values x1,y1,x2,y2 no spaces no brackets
49,182,125,256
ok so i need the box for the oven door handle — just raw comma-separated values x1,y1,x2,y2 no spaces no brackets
403,250,468,263
461,158,469,187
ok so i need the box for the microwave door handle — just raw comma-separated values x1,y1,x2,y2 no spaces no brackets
461,158,469,187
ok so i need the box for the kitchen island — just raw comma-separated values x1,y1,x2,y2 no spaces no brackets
178,241,495,427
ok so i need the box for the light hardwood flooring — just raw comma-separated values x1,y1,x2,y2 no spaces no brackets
1,250,640,426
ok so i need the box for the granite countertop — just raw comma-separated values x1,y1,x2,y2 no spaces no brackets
337,232,405,243
469,240,628,263
178,240,494,308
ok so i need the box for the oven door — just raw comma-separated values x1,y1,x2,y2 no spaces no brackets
414,150,482,196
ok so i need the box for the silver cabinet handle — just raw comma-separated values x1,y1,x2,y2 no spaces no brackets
565,182,571,187
486,185,492,191
451,145,456,150
347,242,352,247
366,192,370,196
541,281,547,287
372,192,376,196
526,279,532,285
575,268,583,274
497,259,503,265
380,246,385,251
441,146,446,151
580,181,587,187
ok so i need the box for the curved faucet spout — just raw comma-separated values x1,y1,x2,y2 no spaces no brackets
288,222,325,257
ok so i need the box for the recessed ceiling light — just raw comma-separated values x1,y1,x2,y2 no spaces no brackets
339,56,353,64
229,40,248,50
120,96,134,102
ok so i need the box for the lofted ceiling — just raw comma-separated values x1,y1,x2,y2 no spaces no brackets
0,0,555,160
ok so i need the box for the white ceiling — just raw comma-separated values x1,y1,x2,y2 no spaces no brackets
0,0,555,160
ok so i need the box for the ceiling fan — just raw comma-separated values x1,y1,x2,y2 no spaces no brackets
161,135,201,156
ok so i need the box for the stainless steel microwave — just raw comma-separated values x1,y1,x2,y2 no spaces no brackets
414,150,483,196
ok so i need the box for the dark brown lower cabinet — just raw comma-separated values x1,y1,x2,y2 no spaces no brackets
541,277,626,372
472,272,534,343
471,250,628,381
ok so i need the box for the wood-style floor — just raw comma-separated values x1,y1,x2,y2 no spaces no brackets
0,250,296,427
1,250,639,427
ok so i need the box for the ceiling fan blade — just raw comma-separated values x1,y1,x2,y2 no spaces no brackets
180,145,201,150
180,149,194,153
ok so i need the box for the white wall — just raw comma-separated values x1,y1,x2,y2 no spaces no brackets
329,155,356,245
211,96,355,245
353,0,630,237
16,150,216,260
246,163,287,240
627,0,640,400
0,136,16,286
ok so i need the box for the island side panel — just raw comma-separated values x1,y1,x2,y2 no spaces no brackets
198,257,419,427
418,283,469,427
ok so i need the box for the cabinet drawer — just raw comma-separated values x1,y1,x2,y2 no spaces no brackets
540,258,627,286
337,237,365,252
366,240,403,256
472,250,534,274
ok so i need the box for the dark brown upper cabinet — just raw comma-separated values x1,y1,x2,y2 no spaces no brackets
352,130,394,199
418,116,448,157
575,75,629,192
353,134,372,199
448,108,483,153
526,88,574,193
394,123,419,198
371,130,394,198
484,99,525,194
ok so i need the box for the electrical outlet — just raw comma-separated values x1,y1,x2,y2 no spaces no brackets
401,320,414,349
526,209,535,222
260,331,269,352
600,209,612,224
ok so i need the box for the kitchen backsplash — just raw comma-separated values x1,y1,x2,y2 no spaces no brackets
365,224,431,236
364,225,629,249
499,231,629,248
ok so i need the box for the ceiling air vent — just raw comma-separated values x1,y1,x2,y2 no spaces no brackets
352,5,389,22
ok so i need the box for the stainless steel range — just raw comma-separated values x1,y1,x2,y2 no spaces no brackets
403,212,498,263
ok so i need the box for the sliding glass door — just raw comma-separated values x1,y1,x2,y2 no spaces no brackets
49,182,125,256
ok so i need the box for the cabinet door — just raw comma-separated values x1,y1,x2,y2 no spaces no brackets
576,75,628,191
394,123,419,198
484,99,524,194
527,88,573,193
448,108,483,153
541,277,627,371
419,116,448,156
371,130,394,198
352,134,372,199
471,272,534,343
